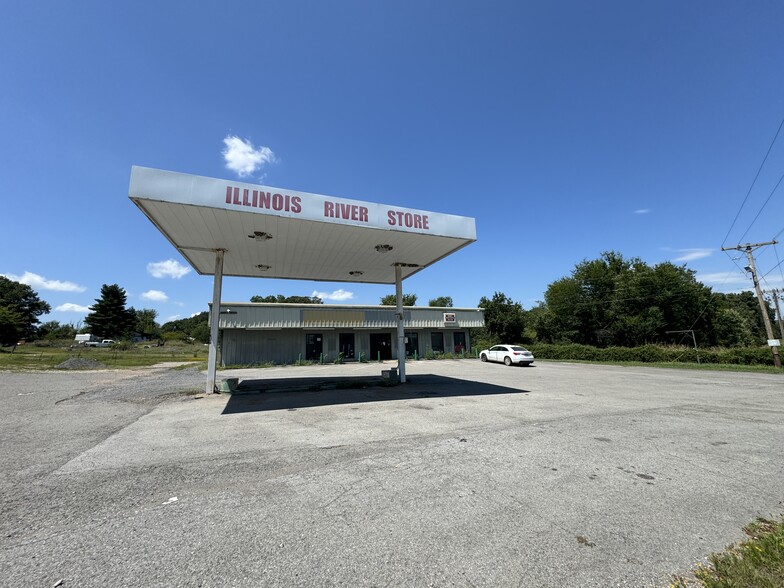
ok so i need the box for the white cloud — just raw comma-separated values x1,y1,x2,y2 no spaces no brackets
312,289,354,302
140,290,168,302
166,314,182,322
696,271,753,291
55,303,90,313
147,259,191,279
223,135,276,178
698,271,782,292
671,248,713,262
633,209,651,214
2,271,86,292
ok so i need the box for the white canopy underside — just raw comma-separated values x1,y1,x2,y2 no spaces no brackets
130,168,475,284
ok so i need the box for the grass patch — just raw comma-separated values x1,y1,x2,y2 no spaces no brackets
671,516,784,587
0,343,208,370
221,362,278,369
538,359,783,374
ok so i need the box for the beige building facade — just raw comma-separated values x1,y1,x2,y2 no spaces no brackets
215,303,485,365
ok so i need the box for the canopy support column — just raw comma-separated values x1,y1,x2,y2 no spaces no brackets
206,249,225,394
395,263,407,383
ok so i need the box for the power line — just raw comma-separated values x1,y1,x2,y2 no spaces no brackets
722,117,784,247
762,252,784,280
736,170,784,244
722,248,752,280
775,243,784,286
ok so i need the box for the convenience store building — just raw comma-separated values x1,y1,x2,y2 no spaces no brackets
217,303,485,365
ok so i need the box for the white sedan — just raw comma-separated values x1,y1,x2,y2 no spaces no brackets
479,344,535,366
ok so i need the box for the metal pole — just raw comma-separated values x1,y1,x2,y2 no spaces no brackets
395,263,406,383
743,246,781,368
206,249,225,393
767,289,784,339
666,330,699,363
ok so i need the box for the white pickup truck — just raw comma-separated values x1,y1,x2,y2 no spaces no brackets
84,339,116,348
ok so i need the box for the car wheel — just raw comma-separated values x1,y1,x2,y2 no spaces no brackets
480,354,488,362
504,356,512,366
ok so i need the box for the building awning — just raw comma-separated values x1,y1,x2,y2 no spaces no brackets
214,303,485,330
129,166,476,285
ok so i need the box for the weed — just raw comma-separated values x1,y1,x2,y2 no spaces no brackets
670,516,784,587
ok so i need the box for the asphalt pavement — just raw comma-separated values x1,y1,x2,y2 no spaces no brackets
1,360,782,587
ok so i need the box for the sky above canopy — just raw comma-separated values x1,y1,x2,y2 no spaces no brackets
2,0,783,325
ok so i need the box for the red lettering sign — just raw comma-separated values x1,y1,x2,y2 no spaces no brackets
225,185,302,214
324,201,369,223
387,209,429,230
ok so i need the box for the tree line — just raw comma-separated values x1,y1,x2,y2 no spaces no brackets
0,252,775,349
477,252,773,348
0,280,209,346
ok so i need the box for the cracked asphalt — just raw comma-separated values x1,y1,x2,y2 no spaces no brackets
1,361,782,587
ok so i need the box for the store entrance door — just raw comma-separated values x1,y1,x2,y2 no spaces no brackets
305,333,323,360
405,332,419,357
453,331,466,353
339,333,355,359
369,333,392,360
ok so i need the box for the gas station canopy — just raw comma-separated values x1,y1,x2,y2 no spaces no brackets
129,166,476,284
129,165,477,392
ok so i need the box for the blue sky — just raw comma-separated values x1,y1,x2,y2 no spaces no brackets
2,1,784,326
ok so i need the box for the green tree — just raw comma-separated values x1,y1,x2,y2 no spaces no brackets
250,294,323,304
478,292,526,343
710,291,771,346
0,306,26,346
133,308,161,340
380,293,418,306
84,284,136,338
37,320,78,341
712,307,756,347
0,276,51,343
428,296,454,307
535,278,585,343
536,252,716,347
161,311,210,343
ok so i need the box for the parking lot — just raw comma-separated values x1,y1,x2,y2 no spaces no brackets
1,360,782,587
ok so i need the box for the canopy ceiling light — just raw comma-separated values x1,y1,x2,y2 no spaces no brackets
375,244,393,253
248,231,273,241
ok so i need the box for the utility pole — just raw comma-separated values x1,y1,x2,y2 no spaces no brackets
764,288,784,339
721,241,781,368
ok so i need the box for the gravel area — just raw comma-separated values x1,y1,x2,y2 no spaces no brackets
55,357,107,370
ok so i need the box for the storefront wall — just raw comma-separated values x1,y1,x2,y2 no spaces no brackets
221,327,473,366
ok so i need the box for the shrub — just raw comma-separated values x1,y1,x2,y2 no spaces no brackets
527,343,776,366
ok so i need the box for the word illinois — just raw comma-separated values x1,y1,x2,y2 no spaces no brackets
226,186,302,213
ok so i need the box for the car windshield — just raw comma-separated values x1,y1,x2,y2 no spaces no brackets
511,346,529,352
